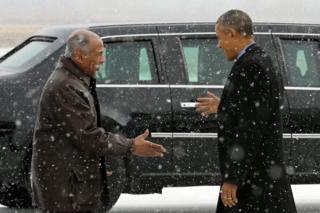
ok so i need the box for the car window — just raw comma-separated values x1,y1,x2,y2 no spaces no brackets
96,41,157,84
0,38,54,73
181,39,232,85
281,39,320,87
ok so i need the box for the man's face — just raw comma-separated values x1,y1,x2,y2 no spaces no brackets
215,23,238,61
78,38,105,76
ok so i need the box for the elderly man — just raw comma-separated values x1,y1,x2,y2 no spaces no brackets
32,29,166,213
196,10,297,213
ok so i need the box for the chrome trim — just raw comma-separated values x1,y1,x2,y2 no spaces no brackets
151,133,320,139
100,32,320,40
96,84,224,89
255,32,272,35
151,132,218,138
171,85,320,90
170,85,224,89
151,133,173,138
292,134,320,139
101,33,158,39
96,84,320,91
159,32,216,36
173,133,218,138
96,84,169,88
283,133,292,139
180,102,197,108
272,32,320,36
285,86,320,91
101,32,217,39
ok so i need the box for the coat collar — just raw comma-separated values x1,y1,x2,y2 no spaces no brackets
59,56,91,87
234,43,259,65
236,41,256,60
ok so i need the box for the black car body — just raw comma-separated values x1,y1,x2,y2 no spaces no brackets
0,22,320,208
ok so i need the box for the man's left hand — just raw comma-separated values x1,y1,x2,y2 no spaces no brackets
220,182,238,208
196,91,220,116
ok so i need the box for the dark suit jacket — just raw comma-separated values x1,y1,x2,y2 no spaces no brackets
31,56,132,212
216,44,297,213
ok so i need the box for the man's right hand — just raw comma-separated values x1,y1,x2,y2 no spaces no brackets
131,130,167,157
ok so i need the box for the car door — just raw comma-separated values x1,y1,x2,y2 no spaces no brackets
158,24,231,183
94,28,173,183
158,24,289,184
275,33,320,183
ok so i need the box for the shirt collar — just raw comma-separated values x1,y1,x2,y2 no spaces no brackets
236,41,256,61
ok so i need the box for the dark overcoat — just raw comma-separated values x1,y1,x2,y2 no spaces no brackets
31,56,132,212
216,44,297,213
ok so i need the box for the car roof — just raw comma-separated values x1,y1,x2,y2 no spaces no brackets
33,22,320,41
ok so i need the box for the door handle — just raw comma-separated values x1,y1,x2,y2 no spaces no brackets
180,102,198,108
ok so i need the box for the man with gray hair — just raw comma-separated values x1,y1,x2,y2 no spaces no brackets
196,10,297,212
32,29,166,213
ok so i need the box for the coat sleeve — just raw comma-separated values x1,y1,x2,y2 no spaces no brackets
50,83,133,156
222,61,271,185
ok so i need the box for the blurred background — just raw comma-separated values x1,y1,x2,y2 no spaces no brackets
0,0,319,48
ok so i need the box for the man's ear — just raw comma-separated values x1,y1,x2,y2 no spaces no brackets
73,49,83,63
228,28,237,38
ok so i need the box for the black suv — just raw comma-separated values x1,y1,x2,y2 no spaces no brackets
0,22,320,209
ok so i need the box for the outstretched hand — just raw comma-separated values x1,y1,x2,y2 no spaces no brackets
132,130,167,157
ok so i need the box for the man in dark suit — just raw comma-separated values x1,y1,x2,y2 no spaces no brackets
32,29,166,213
196,10,297,213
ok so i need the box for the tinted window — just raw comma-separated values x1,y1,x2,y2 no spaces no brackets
0,39,53,73
181,39,232,85
96,41,157,84
281,39,320,87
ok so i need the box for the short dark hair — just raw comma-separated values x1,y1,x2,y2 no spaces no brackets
217,9,253,36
